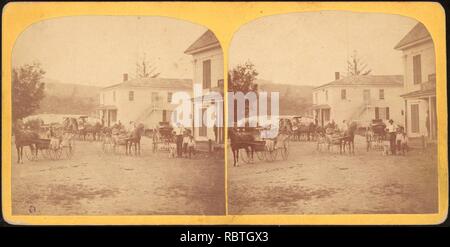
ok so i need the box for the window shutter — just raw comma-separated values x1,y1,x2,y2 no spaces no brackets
386,107,390,120
203,60,211,89
375,107,379,120
413,55,422,84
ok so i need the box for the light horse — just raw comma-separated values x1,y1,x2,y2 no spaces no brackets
341,122,358,154
13,120,39,163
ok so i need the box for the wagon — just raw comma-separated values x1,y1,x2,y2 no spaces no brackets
366,120,387,151
24,136,75,161
238,132,290,163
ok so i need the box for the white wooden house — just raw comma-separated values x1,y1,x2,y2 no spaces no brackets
395,22,437,140
312,73,404,127
184,30,224,144
97,74,191,128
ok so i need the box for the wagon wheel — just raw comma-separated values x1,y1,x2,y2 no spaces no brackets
256,150,265,161
24,146,38,161
239,149,251,163
41,149,50,159
50,148,62,160
264,147,277,162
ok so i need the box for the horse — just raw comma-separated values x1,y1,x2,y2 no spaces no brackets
63,117,79,134
341,122,358,154
228,127,256,167
79,122,103,141
125,123,145,155
13,121,39,163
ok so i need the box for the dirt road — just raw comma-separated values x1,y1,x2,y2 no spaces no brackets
228,136,438,214
11,137,225,215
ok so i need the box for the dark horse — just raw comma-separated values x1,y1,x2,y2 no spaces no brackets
228,127,256,167
13,121,39,163
125,123,145,155
341,122,358,154
79,122,103,141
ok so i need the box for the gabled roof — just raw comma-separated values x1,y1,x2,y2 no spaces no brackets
102,77,192,90
315,75,403,90
184,30,221,55
400,88,435,98
394,22,432,50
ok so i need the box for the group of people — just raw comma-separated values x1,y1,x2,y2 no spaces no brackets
385,119,408,155
173,123,196,158
152,123,196,158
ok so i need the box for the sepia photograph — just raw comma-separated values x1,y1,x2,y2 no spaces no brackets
11,16,225,215
227,11,438,215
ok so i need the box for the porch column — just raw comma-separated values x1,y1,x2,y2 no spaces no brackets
404,99,408,134
428,96,432,140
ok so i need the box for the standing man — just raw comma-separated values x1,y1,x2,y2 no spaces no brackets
175,123,184,158
386,119,397,155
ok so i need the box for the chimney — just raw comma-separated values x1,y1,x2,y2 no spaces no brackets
123,73,128,82
335,72,340,80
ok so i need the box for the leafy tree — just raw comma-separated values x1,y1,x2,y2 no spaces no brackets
12,63,46,121
347,50,371,76
228,61,259,93
135,53,160,79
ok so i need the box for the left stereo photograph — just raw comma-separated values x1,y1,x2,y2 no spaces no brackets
10,16,226,215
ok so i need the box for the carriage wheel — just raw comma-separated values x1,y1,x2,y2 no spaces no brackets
24,146,38,161
280,143,289,160
239,149,251,163
256,151,265,161
265,148,277,162
50,148,62,160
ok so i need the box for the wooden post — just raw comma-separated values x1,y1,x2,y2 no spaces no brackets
208,139,212,153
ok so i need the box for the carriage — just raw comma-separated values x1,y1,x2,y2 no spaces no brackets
24,134,75,161
366,119,387,151
151,122,175,153
230,117,291,166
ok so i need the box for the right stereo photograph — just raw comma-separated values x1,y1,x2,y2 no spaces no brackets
227,11,438,215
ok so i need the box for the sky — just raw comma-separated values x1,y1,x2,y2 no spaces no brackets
12,16,207,86
229,11,420,86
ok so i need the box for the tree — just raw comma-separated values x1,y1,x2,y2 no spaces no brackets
135,53,160,79
229,61,259,93
347,50,371,76
12,63,46,121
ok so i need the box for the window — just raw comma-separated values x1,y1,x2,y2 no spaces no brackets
413,55,422,84
151,92,159,103
379,89,385,100
375,107,390,120
314,93,318,104
167,92,173,103
203,59,211,89
325,90,328,101
411,104,420,133
363,89,370,102
102,93,105,104
129,91,134,101
341,89,346,100
113,91,116,102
